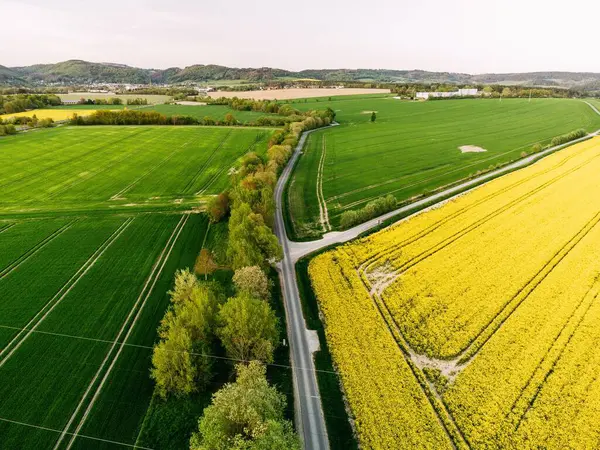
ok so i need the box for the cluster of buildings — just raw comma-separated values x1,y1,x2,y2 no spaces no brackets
416,88,479,100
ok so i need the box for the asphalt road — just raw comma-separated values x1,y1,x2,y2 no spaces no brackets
275,102,600,450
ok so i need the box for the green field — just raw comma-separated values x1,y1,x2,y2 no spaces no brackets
0,123,279,448
148,104,278,123
287,97,600,238
0,125,274,217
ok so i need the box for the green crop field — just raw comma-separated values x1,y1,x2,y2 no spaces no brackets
287,97,600,238
148,104,279,123
0,122,276,448
0,125,274,217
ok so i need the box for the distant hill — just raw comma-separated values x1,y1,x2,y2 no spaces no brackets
0,65,24,84
4,60,600,91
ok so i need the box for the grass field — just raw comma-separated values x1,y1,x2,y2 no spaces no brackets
0,125,274,217
148,103,278,123
0,120,281,448
287,97,600,238
309,136,600,449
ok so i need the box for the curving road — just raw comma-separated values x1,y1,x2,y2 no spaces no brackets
275,102,600,450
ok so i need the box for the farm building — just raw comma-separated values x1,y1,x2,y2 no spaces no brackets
416,88,479,100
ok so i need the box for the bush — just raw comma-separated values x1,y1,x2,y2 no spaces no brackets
550,128,586,147
340,194,397,229
207,192,230,223
532,143,543,153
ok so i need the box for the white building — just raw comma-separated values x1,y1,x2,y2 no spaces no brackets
415,88,479,100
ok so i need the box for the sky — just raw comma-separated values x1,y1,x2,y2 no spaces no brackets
2,0,599,74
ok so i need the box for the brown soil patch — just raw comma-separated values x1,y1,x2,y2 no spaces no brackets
208,88,390,101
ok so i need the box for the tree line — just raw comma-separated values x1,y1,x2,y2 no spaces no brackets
145,106,335,449
0,93,61,115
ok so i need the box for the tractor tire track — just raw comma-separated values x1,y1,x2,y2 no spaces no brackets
0,221,76,280
0,218,134,366
54,214,189,450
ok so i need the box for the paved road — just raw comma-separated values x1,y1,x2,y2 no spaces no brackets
274,126,335,450
276,102,600,450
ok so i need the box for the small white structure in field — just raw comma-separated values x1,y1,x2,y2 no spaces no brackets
416,89,479,100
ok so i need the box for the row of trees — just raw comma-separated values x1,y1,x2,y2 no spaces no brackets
76,97,149,105
0,93,61,115
151,266,296,449
151,267,280,399
70,110,200,125
147,105,335,449
223,109,335,271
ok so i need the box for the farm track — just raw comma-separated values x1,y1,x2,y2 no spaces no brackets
181,130,232,194
0,218,134,367
457,209,600,364
316,135,331,232
0,221,75,279
55,214,189,450
0,223,16,234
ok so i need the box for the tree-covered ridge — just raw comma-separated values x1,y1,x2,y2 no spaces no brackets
7,59,600,90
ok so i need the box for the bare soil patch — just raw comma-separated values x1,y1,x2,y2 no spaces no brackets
208,88,390,101
459,145,487,153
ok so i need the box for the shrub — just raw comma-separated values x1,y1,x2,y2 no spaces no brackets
340,194,397,229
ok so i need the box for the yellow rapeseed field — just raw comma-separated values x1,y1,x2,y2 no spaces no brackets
309,137,600,449
0,109,97,122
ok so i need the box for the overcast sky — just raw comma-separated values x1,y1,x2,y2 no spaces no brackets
1,0,598,74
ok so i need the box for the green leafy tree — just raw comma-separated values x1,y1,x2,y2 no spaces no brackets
232,266,272,300
190,362,300,450
227,203,282,270
217,293,279,364
151,280,219,398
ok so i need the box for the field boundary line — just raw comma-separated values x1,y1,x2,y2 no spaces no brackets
316,135,331,232
0,416,154,450
0,218,134,367
182,130,232,194
0,221,76,279
55,214,190,450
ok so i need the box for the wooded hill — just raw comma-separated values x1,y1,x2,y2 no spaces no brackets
5,60,600,91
